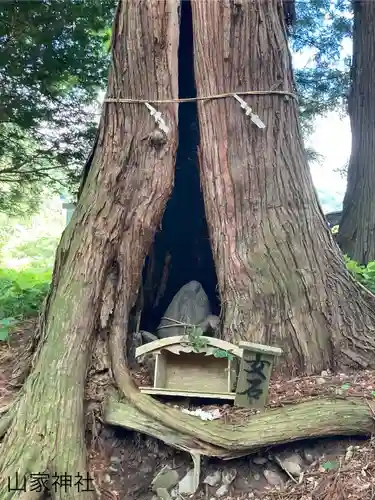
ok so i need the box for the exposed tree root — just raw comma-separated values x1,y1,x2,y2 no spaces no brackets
104,395,375,458
104,395,225,456
0,280,95,500
0,334,95,500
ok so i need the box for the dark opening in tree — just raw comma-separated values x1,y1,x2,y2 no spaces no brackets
138,0,219,335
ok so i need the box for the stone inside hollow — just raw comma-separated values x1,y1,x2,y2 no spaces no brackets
222,469,237,485
203,470,222,486
274,452,304,477
155,488,172,500
215,484,229,497
152,467,179,492
157,281,218,338
263,468,285,487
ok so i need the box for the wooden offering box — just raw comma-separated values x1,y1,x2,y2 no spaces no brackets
135,336,243,400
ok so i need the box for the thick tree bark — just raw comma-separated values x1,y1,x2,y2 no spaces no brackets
2,3,375,499
191,0,375,374
337,1,375,265
0,1,180,498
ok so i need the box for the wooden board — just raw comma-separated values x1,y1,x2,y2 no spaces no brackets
238,341,282,356
154,353,167,388
163,350,229,393
235,351,276,408
228,357,239,392
138,387,236,400
135,335,242,359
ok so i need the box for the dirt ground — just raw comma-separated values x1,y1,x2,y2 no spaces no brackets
1,321,375,500
89,432,375,500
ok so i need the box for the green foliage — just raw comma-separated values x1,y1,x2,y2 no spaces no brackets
0,196,65,267
292,0,352,132
0,196,62,341
0,269,51,329
0,178,43,218
0,0,354,213
0,0,116,213
0,317,17,341
304,146,324,165
321,460,339,471
11,236,59,267
335,382,351,396
344,256,375,294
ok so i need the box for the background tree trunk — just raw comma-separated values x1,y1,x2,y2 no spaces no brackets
0,1,180,498
191,0,375,375
337,1,375,265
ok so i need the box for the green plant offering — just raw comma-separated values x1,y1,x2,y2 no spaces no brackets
0,317,18,341
184,325,208,352
214,348,234,360
183,329,234,360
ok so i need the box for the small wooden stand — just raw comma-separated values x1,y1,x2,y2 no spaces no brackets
135,336,242,400
135,336,282,409
234,342,282,409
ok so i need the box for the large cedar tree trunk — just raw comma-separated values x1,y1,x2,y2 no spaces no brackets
0,1,180,498
2,1,375,498
337,1,375,265
191,0,375,374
